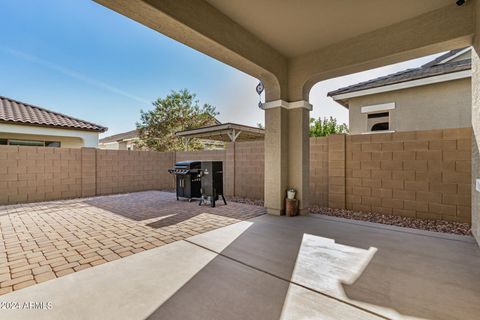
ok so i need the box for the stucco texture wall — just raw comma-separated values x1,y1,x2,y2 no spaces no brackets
348,78,471,134
0,132,85,148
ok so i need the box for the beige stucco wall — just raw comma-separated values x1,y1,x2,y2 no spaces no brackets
471,1,480,245
0,132,85,148
0,123,99,148
347,78,472,134
99,141,136,150
99,142,121,150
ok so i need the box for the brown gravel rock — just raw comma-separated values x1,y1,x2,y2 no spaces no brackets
210,196,471,236
229,197,264,207
309,206,472,236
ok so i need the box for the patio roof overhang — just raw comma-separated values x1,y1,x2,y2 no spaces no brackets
94,0,474,101
176,123,264,142
94,0,480,245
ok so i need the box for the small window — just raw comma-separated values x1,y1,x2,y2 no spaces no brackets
8,139,44,146
371,122,389,131
0,139,62,147
367,111,390,132
45,141,61,147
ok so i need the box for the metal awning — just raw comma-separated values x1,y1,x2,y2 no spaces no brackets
175,123,264,142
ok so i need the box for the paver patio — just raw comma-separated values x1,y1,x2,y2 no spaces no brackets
0,191,265,294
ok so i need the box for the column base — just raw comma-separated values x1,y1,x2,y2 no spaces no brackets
266,207,284,215
266,206,308,216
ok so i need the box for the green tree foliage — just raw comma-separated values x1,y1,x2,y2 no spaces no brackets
136,89,219,151
309,116,349,137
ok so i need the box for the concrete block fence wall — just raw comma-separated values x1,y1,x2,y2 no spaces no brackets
96,149,175,196
0,127,472,223
309,137,329,207
232,141,264,200
344,128,472,223
0,147,176,205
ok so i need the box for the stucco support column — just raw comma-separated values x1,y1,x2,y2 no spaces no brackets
224,142,235,197
472,1,480,245
264,100,311,215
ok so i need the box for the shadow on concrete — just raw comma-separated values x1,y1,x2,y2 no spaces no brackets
147,219,305,320
147,214,480,320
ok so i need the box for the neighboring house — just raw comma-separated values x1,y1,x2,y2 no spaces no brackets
99,129,140,150
100,118,225,151
0,96,107,148
328,47,472,134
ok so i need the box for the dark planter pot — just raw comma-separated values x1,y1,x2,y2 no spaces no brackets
285,198,298,216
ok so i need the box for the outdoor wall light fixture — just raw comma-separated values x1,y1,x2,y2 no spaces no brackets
456,0,466,6
256,81,265,109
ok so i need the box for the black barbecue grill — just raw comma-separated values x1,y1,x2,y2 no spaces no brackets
198,161,227,207
168,160,227,207
168,161,202,201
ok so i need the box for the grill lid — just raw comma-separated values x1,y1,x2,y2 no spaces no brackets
174,160,201,169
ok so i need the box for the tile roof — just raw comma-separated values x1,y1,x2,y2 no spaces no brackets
0,96,107,132
327,48,471,99
421,47,468,68
99,129,139,143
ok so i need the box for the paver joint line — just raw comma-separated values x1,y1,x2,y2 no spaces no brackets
183,239,391,320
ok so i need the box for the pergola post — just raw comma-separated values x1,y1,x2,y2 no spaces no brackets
472,0,480,244
264,100,311,215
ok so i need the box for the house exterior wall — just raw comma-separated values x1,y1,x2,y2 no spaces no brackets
0,132,85,148
99,140,137,150
98,142,121,150
0,123,99,148
348,78,471,134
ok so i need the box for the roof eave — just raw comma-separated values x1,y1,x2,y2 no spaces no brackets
0,120,108,133
329,69,471,101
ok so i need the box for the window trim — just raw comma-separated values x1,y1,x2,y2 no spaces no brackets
361,102,395,113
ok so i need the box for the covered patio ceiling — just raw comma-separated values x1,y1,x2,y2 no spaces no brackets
205,0,453,57
95,0,474,101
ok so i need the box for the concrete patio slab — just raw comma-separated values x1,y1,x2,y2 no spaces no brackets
0,212,479,319
0,240,217,320
187,214,480,320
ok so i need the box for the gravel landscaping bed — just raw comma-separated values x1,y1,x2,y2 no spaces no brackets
229,197,264,207
309,206,472,236
193,195,472,236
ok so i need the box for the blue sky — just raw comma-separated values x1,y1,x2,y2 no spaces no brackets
0,0,444,137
